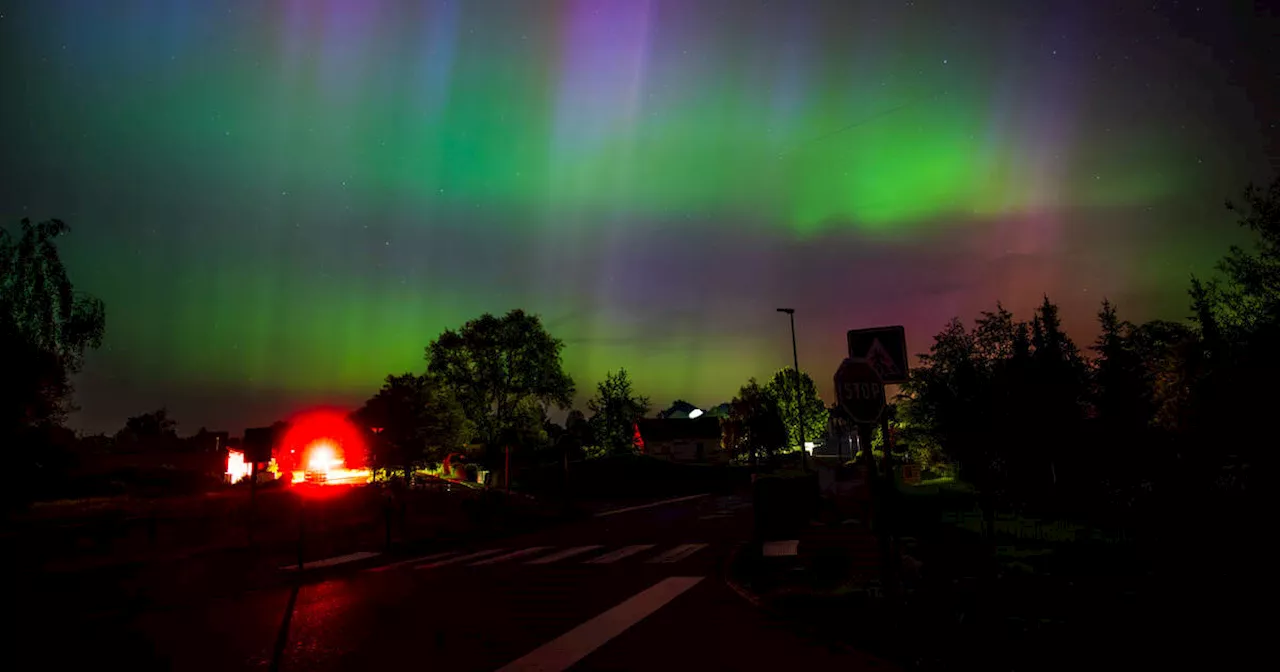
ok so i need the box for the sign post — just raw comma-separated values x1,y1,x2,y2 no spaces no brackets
846,325,908,474
840,326,909,556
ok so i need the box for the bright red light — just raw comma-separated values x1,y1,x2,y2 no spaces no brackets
279,409,369,486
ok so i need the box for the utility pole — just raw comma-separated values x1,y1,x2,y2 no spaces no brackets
776,308,808,471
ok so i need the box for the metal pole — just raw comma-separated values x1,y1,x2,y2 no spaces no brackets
788,312,808,471
296,496,305,571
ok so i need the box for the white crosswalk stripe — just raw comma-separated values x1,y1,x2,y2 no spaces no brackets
584,544,656,564
645,543,709,564
369,550,459,572
470,546,554,566
526,545,603,564
406,543,711,569
416,548,506,569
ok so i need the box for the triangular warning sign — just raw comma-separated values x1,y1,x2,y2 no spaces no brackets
866,339,899,380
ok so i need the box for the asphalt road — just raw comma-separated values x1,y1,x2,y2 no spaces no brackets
29,493,894,671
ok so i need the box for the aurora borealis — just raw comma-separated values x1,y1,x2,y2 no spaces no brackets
1,0,1276,433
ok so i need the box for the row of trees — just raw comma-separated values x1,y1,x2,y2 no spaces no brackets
354,310,662,475
355,307,842,475
721,369,828,466
897,178,1277,516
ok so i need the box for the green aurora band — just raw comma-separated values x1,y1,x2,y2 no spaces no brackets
0,0,1272,431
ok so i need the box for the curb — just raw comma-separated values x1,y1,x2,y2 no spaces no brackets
721,542,766,609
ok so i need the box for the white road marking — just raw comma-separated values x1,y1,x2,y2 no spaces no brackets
469,546,554,566
415,548,506,569
280,551,379,571
646,543,708,564
584,544,655,564
593,493,709,517
496,576,704,672
367,550,459,573
526,545,603,564
763,540,800,557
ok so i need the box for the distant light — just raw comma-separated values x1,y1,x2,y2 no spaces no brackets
688,408,704,419
307,442,342,472
226,449,251,484
804,441,816,455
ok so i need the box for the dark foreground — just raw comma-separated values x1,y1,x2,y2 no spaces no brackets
17,492,892,671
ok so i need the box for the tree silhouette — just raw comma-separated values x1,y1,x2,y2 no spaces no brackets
1,219,105,440
425,310,575,457
1092,300,1150,431
722,378,787,466
900,297,1090,503
1180,177,1280,471
761,369,828,451
352,373,473,473
557,409,592,459
587,368,650,456
115,408,179,450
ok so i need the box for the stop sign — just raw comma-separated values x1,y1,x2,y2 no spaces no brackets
834,358,885,423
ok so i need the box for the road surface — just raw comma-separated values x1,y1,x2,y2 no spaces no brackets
30,493,893,670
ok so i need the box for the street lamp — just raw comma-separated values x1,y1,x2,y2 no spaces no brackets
776,308,807,469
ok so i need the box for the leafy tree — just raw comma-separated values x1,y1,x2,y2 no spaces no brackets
1,219,105,438
900,298,1088,502
558,409,592,459
113,408,181,454
1179,178,1280,471
899,318,983,474
587,368,650,456
761,369,828,451
1133,319,1198,434
507,395,552,451
722,378,787,465
352,373,473,473
116,408,178,442
425,310,575,457
1217,178,1280,331
564,409,591,444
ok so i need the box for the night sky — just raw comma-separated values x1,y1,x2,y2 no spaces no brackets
2,0,1276,434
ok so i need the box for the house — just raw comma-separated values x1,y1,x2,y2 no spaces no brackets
636,417,726,464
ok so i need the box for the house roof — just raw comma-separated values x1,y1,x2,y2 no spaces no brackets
636,417,722,443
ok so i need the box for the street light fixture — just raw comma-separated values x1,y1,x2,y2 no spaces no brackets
776,308,807,469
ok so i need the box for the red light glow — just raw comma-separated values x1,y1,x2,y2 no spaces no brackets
307,442,341,472
280,409,370,486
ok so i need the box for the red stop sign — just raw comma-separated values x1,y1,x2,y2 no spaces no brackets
834,358,885,423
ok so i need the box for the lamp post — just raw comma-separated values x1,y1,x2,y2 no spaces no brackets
776,308,807,470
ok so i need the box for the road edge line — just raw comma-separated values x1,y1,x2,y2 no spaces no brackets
721,542,765,608
593,493,709,517
279,551,380,572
